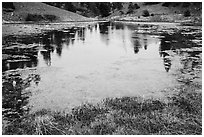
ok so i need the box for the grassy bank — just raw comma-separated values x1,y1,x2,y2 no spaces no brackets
2,2,90,22
3,82,202,135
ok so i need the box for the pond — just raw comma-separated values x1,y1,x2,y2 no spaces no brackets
2,21,202,112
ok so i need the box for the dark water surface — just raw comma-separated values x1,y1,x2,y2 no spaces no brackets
2,22,202,112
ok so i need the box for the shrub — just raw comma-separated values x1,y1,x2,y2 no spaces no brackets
142,10,150,17
144,2,160,5
98,2,111,17
162,2,171,7
127,3,140,14
2,2,15,10
44,14,58,21
112,2,123,10
25,14,58,22
182,2,191,7
26,14,44,21
134,3,140,9
184,10,191,17
119,11,124,15
64,3,76,13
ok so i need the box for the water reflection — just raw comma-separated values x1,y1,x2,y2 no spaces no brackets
133,39,141,54
77,27,86,41
143,35,148,50
3,22,201,73
158,31,201,72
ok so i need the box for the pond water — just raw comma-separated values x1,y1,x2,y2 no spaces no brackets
2,21,202,112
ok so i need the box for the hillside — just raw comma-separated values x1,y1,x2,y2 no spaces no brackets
2,2,202,23
112,2,201,16
36,2,201,23
2,2,90,22
109,2,202,23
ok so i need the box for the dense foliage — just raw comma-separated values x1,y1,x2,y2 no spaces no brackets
127,2,140,14
44,2,113,17
142,10,150,17
2,2,15,9
184,10,191,17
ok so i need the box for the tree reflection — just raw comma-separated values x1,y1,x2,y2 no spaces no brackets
99,22,110,45
143,34,148,50
159,36,172,72
133,39,141,54
40,51,51,66
77,27,85,41
115,23,124,30
53,31,63,56
163,56,172,72
40,33,54,66
99,22,109,34
38,27,94,66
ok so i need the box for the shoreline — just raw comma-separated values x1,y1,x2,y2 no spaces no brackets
2,19,201,37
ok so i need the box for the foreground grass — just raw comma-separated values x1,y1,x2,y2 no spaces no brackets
3,83,202,135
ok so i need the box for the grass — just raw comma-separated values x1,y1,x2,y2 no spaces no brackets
3,2,89,22
25,14,58,22
2,84,202,135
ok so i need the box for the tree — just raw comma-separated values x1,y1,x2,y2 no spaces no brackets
182,2,191,7
127,2,134,14
142,10,150,17
112,2,123,10
86,2,100,16
162,2,171,7
144,2,160,5
127,3,140,14
98,2,111,17
2,2,15,10
184,10,191,17
134,3,140,9
64,3,76,12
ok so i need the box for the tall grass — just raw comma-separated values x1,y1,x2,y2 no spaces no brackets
3,85,202,135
